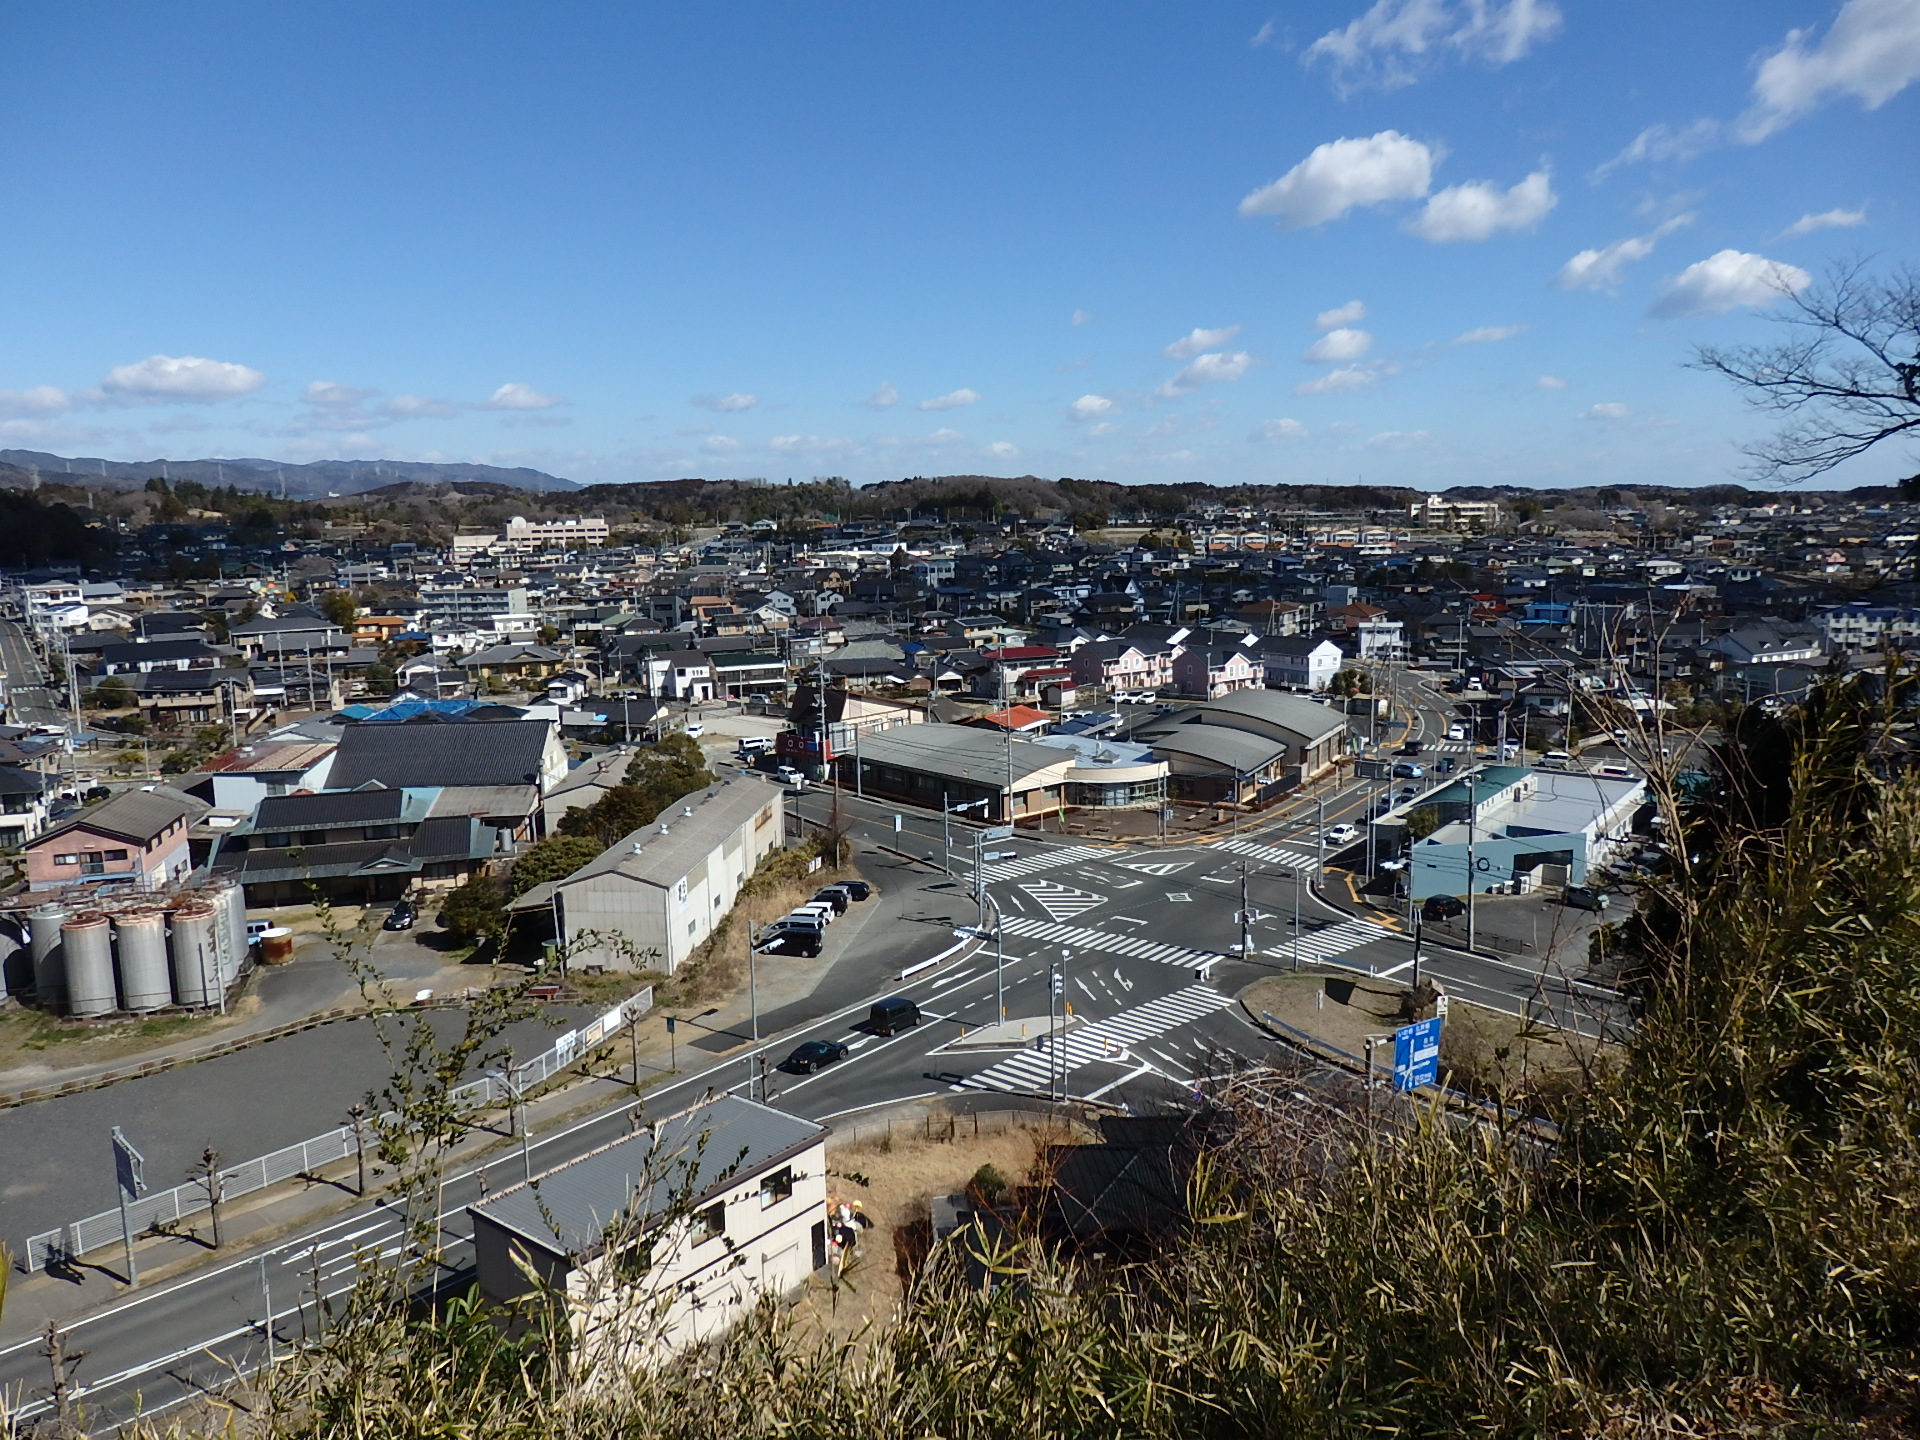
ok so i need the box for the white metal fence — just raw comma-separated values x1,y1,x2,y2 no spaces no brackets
21,989,650,1273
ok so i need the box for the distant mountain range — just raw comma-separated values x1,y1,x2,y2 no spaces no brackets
0,450,576,498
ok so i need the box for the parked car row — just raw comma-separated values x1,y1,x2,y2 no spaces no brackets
757,880,872,956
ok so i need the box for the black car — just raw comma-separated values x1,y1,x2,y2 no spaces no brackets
383,899,418,931
782,1039,849,1073
836,879,872,901
760,927,823,957
811,887,851,914
1421,894,1466,922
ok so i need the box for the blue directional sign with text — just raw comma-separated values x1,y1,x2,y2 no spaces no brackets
1392,1017,1444,1092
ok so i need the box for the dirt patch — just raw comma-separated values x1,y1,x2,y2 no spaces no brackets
784,1118,1076,1347
1243,973,1606,1107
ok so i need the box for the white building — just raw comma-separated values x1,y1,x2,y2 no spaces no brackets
510,778,785,972
1409,495,1500,528
451,516,612,559
1405,764,1645,901
469,1095,829,1370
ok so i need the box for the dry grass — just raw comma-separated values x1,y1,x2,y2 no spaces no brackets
784,1119,1070,1347
0,990,265,1078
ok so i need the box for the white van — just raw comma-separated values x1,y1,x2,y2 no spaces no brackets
790,901,836,927
1540,749,1572,770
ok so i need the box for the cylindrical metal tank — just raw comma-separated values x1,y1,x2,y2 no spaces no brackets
62,914,116,1018
29,903,69,1011
114,909,172,1012
168,904,222,1008
215,884,248,985
257,928,295,964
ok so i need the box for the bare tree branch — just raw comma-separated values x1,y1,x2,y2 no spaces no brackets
1689,258,1920,485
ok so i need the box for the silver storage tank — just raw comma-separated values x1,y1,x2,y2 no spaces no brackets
168,903,222,1008
62,914,116,1018
29,903,69,1011
214,883,248,986
114,909,172,1012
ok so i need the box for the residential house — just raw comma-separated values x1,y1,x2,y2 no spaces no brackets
1254,635,1344,692
468,1095,829,1366
1171,640,1261,700
0,767,51,849
326,715,569,795
461,643,568,684
181,740,338,811
1068,639,1172,695
25,787,207,892
209,787,501,905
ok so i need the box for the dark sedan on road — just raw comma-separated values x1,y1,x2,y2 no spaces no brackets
782,1039,849,1073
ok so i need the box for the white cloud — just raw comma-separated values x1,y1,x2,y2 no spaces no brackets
1581,402,1631,419
1071,309,1097,327
1253,418,1309,440
1405,169,1555,241
1238,131,1435,230
918,388,981,411
1303,328,1373,363
692,392,757,412
701,435,742,454
1070,394,1118,420
485,382,566,410
304,381,372,407
1296,363,1384,395
0,385,70,416
1366,429,1433,449
1455,324,1527,344
381,394,459,419
1554,214,1691,292
923,428,966,445
1315,299,1367,329
1739,0,1920,142
1165,325,1242,359
1088,422,1119,437
770,433,854,454
1158,351,1254,398
102,354,265,401
1778,206,1868,238
1648,250,1811,318
864,381,899,409
1592,120,1722,181
1537,374,1568,389
988,441,1020,459
1304,0,1562,91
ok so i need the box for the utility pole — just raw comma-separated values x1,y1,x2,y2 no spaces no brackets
111,1125,146,1287
748,922,759,1042
1293,864,1303,971
1465,769,1478,951
1239,861,1252,957
349,1105,368,1196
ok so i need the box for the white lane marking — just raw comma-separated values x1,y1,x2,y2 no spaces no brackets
1017,879,1108,922
1083,1063,1155,1100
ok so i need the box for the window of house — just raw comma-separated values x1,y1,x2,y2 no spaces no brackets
104,849,128,861
760,1167,795,1209
694,1201,725,1242
53,853,78,866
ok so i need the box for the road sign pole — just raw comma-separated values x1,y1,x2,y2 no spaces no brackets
111,1126,147,1287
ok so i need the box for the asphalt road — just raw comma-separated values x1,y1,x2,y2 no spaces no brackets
0,681,1630,1423
0,619,68,730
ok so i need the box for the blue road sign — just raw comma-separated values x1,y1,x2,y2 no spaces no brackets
1392,1017,1444,1092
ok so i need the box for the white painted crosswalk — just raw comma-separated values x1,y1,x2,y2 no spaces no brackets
1262,916,1391,964
980,844,1111,883
1214,836,1320,870
1017,879,1107,922
962,983,1232,1095
998,913,1224,971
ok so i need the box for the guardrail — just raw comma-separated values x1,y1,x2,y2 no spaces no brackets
20,988,650,1273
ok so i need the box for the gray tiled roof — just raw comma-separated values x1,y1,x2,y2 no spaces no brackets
35,787,206,848
328,720,551,790
470,1095,827,1260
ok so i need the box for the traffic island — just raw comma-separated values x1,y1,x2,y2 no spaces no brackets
1241,973,1606,1105
936,1014,1082,1052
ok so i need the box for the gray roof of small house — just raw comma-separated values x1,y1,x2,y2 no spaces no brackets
468,1095,827,1262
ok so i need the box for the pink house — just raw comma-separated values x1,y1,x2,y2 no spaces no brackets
26,788,206,892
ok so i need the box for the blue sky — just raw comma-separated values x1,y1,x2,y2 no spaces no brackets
1,1,1916,491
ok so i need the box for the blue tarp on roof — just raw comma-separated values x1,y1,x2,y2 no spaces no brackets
338,697,489,723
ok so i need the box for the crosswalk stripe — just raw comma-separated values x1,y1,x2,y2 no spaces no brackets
1215,836,1319,869
963,982,1234,1094
996,914,1224,971
982,845,1110,883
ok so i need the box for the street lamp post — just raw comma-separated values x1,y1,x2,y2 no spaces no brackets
484,1069,533,1180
